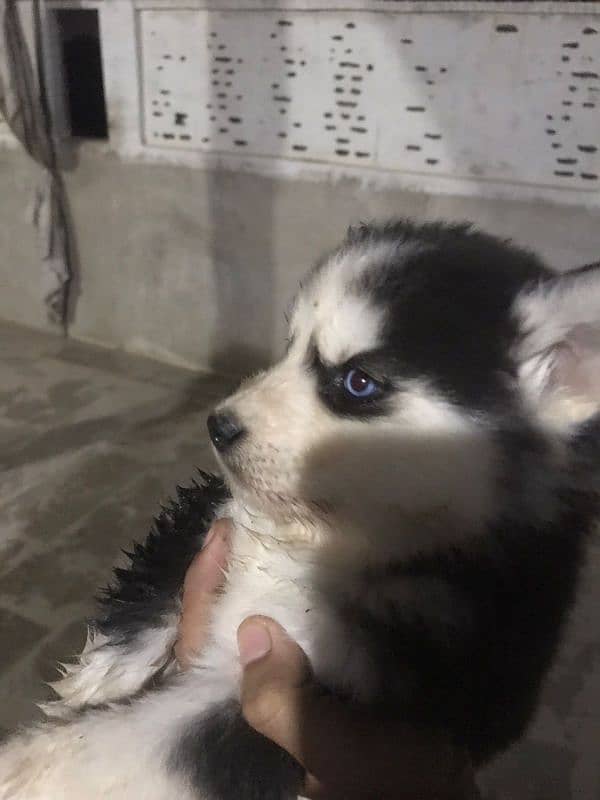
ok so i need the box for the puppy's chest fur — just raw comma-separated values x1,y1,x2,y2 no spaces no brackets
201,501,466,710
201,501,381,702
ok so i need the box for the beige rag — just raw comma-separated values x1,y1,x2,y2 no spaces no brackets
0,0,71,324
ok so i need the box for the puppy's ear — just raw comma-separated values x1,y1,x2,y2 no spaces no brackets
515,262,600,426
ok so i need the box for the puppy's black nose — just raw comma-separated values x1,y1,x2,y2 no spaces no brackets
207,411,245,452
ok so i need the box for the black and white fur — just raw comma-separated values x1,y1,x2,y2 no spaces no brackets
1,222,600,799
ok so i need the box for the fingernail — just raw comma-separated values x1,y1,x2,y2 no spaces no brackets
238,622,272,666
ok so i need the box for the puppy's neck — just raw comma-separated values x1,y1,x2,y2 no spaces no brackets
223,493,514,596
222,496,420,582
223,498,325,553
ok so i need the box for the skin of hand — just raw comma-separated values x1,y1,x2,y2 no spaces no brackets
174,517,232,669
175,520,478,800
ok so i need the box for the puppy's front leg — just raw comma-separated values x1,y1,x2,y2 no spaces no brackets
40,618,179,719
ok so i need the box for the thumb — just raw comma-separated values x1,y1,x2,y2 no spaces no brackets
237,616,312,764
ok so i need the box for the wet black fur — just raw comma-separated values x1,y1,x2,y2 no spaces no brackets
94,472,229,641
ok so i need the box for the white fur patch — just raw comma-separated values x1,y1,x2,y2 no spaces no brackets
315,292,383,365
290,241,409,364
40,620,178,718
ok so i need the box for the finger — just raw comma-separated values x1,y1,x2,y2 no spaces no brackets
237,617,312,755
238,617,471,799
175,518,232,669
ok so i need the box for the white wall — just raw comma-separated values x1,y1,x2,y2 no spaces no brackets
4,1,597,206
0,2,599,372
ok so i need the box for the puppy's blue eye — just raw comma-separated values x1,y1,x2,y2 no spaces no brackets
343,368,378,398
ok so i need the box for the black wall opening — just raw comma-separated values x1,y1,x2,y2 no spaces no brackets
55,9,108,139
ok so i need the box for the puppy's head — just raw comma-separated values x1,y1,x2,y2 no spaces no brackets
208,222,600,558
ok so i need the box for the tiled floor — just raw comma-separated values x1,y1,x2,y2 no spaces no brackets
1,321,599,798
0,321,235,736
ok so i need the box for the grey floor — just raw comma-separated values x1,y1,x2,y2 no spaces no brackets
1,321,599,799
0,320,234,736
